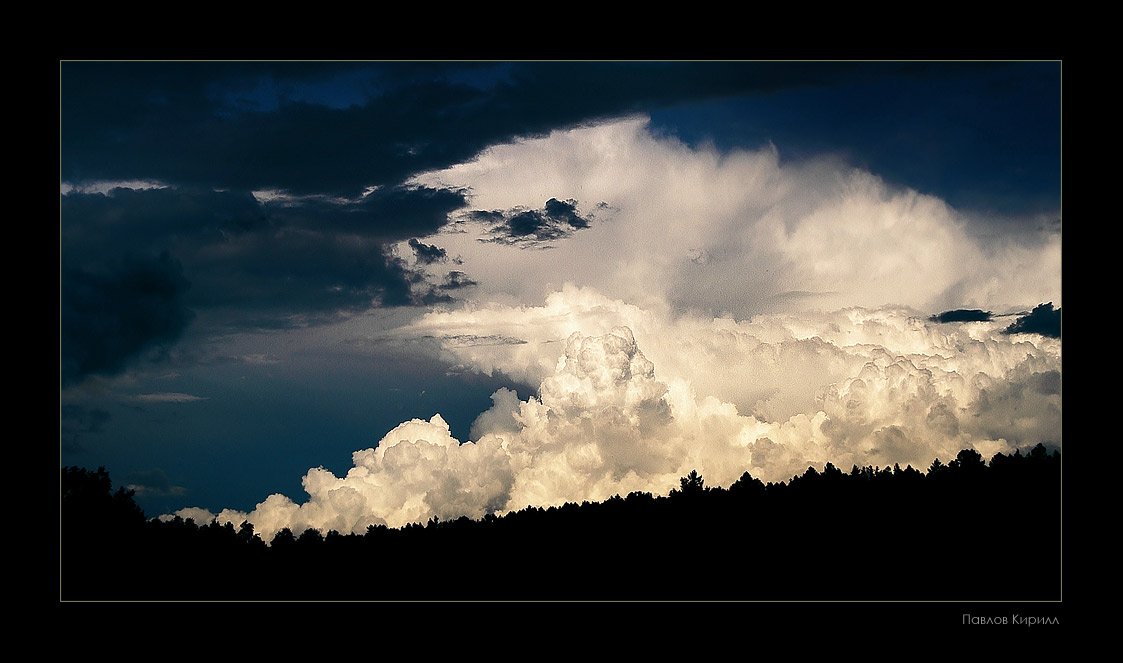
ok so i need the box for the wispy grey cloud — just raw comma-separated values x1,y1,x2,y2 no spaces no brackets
239,354,281,365
434,334,528,347
134,392,208,403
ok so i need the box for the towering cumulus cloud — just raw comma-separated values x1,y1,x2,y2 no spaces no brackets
213,296,1059,542
409,117,1060,318
192,118,1060,542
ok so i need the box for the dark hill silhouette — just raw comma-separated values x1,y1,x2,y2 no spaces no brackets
60,446,1060,600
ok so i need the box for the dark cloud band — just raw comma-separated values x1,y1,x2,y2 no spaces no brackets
930,309,993,323
1005,303,1061,338
61,185,476,385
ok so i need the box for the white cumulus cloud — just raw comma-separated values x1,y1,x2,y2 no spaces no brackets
408,116,1059,318
205,299,1058,542
182,117,1059,543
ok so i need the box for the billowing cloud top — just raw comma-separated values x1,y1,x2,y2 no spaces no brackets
206,292,1059,541
411,118,1059,318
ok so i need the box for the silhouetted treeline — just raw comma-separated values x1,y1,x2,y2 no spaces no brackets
61,446,1060,600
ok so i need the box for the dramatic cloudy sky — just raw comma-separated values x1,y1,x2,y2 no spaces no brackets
61,61,1061,537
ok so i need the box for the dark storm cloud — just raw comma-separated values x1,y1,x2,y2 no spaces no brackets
62,187,267,258
61,180,463,252
62,62,863,197
61,185,469,349
929,309,993,323
1005,303,1061,338
61,253,194,386
408,238,448,264
478,198,597,246
239,185,468,242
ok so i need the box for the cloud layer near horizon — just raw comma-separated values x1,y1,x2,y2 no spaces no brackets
195,292,1058,541
168,118,1060,541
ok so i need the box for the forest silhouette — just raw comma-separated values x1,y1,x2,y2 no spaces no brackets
61,446,1060,600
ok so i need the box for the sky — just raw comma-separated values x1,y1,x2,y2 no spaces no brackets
60,61,1061,538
